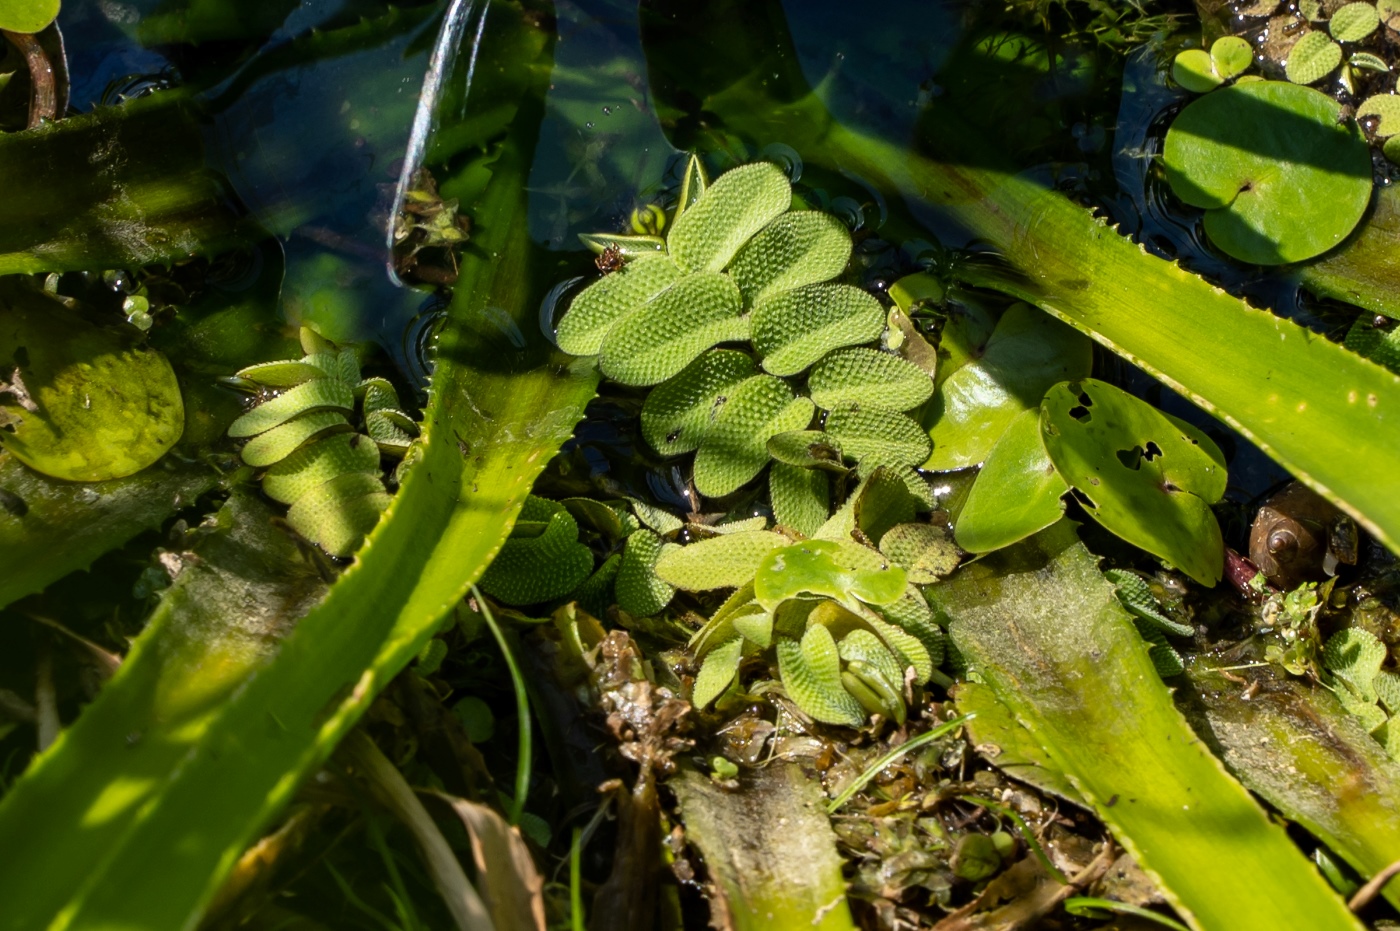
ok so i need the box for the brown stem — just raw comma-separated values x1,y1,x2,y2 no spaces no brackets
2,29,56,128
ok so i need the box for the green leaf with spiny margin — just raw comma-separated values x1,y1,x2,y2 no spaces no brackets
478,498,594,605
653,530,790,590
808,347,933,412
876,591,945,666
228,379,355,438
555,256,681,356
752,283,885,376
285,471,391,558
824,405,931,468
667,161,791,273
879,523,960,584
1104,568,1195,637
1345,317,1400,373
599,272,746,386
240,411,353,467
615,528,676,617
640,349,757,456
693,636,744,709
777,627,866,726
755,539,906,612
1323,627,1387,703
693,376,815,497
766,430,846,471
728,211,852,307
262,433,381,505
770,462,830,537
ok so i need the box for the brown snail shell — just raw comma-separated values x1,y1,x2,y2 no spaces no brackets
1248,482,1357,589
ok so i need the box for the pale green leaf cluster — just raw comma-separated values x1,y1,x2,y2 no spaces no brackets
1320,626,1400,759
230,328,420,557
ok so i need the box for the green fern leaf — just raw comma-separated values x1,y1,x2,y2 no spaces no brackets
875,591,945,666
554,255,682,356
478,499,594,605
261,433,381,505
561,498,634,544
766,430,846,471
640,349,757,456
823,404,931,467
709,516,771,534
615,529,676,617
879,523,960,584
862,613,933,683
814,466,921,545
777,626,866,726
1323,627,1388,703
228,379,356,438
235,359,327,387
1103,569,1195,637
667,161,792,273
692,376,815,497
730,605,775,648
285,471,391,558
1376,670,1400,715
598,272,746,386
808,347,933,412
751,283,885,376
728,211,852,307
693,636,744,709
653,530,789,590
240,411,353,467
769,462,830,537
574,552,621,620
365,410,416,455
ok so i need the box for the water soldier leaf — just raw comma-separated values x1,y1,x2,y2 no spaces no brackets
755,539,906,612
640,349,757,456
0,288,184,482
616,528,676,617
922,302,1090,470
751,283,885,376
666,160,791,272
554,255,681,355
1286,32,1343,84
653,530,789,590
1040,379,1227,585
693,376,814,497
777,625,866,726
823,405,930,468
673,153,709,223
478,497,594,605
598,271,746,385
807,347,933,411
769,461,830,537
727,210,852,307
956,407,1068,553
1163,81,1371,264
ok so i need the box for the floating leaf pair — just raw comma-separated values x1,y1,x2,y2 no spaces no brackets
230,329,418,557
1171,36,1254,93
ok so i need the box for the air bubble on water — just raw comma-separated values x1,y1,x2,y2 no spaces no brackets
539,276,587,347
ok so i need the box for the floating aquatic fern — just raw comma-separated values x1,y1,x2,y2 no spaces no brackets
229,328,418,557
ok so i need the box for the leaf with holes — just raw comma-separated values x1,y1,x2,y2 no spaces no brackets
653,530,790,590
640,349,757,456
1165,81,1371,264
1040,379,1227,585
728,211,851,307
808,347,933,412
824,405,930,468
667,161,792,273
751,283,885,376
693,376,814,497
554,256,682,356
923,302,1090,470
770,462,830,537
776,626,865,727
755,539,906,613
955,407,1068,553
598,272,747,385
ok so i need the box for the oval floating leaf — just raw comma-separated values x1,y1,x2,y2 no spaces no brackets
285,471,391,559
239,411,351,468
235,359,329,387
0,0,59,33
770,462,831,538
1040,379,1227,585
956,407,1068,553
1329,2,1380,42
1285,32,1342,84
1163,81,1370,265
824,405,931,468
751,283,885,376
615,528,676,617
478,497,594,605
879,522,961,584
554,256,681,356
1212,36,1255,81
755,539,907,612
728,211,852,307
653,530,790,590
808,347,933,412
693,636,744,710
667,161,792,273
598,272,745,386
693,376,814,497
1359,94,1400,137
228,379,355,438
777,626,865,727
1173,49,1222,93
640,349,757,457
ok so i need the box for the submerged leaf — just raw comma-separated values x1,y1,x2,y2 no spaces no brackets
667,161,792,273
751,283,885,376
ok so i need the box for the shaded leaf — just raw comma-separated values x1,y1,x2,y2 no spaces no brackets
228,380,355,438
239,411,352,467
766,430,846,471
262,433,382,505
478,497,594,605
615,528,676,617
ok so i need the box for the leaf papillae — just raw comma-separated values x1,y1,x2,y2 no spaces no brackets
692,375,814,496
598,272,746,385
751,283,885,376
667,161,792,273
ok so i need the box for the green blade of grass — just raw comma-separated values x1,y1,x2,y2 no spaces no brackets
928,521,1365,931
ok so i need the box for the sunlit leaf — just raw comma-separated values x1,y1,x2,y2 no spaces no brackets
0,0,59,33
667,161,791,273
824,404,930,468
769,462,830,537
728,210,852,307
653,530,789,590
880,522,961,584
285,472,392,558
261,433,382,505
955,407,1068,553
766,430,846,471
693,636,744,709
807,347,933,412
640,349,757,456
227,379,355,438
754,539,906,612
693,376,814,497
777,626,865,726
751,283,885,376
598,272,746,385
554,255,681,355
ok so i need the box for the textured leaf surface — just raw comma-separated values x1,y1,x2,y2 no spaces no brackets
693,636,744,709
228,379,355,438
728,210,851,307
285,472,392,558
879,523,960,584
766,430,845,470
1324,628,1387,703
693,376,814,497
808,347,933,412
1104,568,1195,637
477,499,594,605
755,539,906,612
667,161,792,273
554,255,681,355
616,528,676,617
239,411,351,467
956,407,1068,553
778,626,865,726
261,433,382,505
653,530,789,590
640,349,757,456
599,272,745,385
751,283,885,376
823,405,930,468
770,462,830,538
235,359,327,387
876,591,945,664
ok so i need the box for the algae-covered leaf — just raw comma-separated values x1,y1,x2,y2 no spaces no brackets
770,462,830,537
923,301,1090,471
616,528,676,617
755,539,906,612
1163,81,1371,264
667,161,792,273
640,349,757,456
728,210,852,307
693,376,814,497
777,626,866,726
751,283,885,376
0,287,184,482
1040,379,1227,585
693,636,744,709
0,0,59,33
808,347,933,412
823,405,930,468
554,255,681,355
478,497,594,605
598,272,745,385
653,530,789,590
955,407,1068,553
